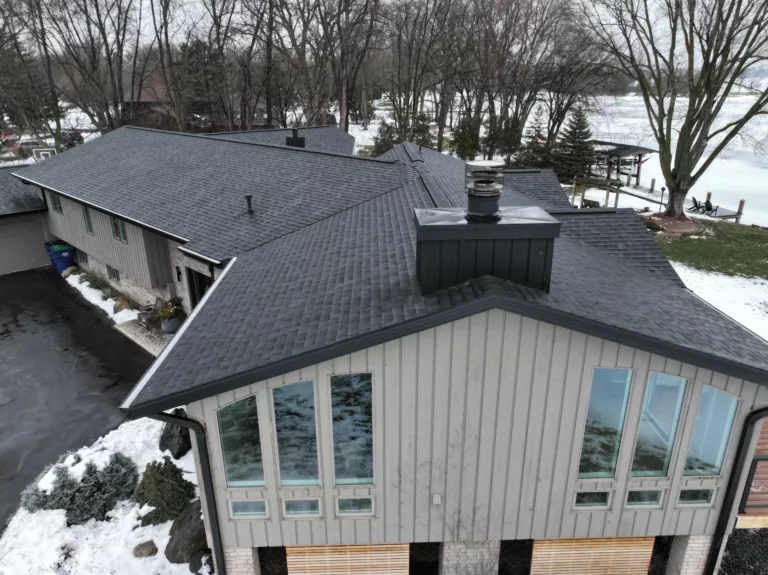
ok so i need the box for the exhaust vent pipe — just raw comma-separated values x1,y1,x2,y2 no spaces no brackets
245,195,254,215
286,128,305,148
465,160,505,221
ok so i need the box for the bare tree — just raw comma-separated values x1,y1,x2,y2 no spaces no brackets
583,0,768,215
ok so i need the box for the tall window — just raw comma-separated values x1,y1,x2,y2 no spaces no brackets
50,192,62,213
217,396,264,487
331,373,373,485
631,373,687,477
82,205,93,235
685,387,739,476
578,368,633,479
273,380,319,486
111,216,128,242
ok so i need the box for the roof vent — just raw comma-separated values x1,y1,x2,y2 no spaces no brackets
245,194,254,215
286,128,305,148
414,198,561,296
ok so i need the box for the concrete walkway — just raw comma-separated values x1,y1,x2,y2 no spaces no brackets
0,268,153,531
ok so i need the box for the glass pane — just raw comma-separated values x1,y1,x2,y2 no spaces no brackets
284,499,320,516
631,373,687,477
626,490,661,505
217,396,264,487
331,374,373,485
338,498,373,514
231,500,267,517
273,380,319,486
578,368,633,478
575,492,609,507
679,489,713,504
685,387,739,476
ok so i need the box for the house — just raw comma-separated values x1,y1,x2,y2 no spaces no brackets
12,126,355,314
21,133,768,575
0,167,50,276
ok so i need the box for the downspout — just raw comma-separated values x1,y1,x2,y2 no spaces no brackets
148,411,227,575
704,406,768,575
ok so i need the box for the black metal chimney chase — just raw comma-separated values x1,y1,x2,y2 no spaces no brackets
286,128,305,148
414,161,561,295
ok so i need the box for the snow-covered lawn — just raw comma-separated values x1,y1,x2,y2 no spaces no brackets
672,262,768,342
0,418,197,575
66,273,139,325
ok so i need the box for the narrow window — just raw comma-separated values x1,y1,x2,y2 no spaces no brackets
75,249,88,264
626,490,661,506
575,492,610,507
631,373,687,477
273,380,319,486
685,387,739,476
331,373,373,485
678,489,714,505
82,205,93,235
50,192,62,213
283,499,321,517
231,500,267,517
106,265,120,281
111,216,128,242
218,396,264,487
578,368,633,479
337,497,373,515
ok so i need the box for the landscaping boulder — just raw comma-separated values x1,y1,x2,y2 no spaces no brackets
113,298,134,314
62,266,78,278
189,549,214,574
159,408,192,459
133,540,158,558
165,499,207,564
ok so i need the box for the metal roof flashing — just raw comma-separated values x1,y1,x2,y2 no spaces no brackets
414,206,561,240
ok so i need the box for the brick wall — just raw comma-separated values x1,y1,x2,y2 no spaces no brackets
439,541,500,575
223,548,261,575
665,535,728,575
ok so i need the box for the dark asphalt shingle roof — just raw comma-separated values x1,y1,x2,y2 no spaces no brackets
123,143,768,414
12,127,406,260
0,167,45,216
202,126,355,156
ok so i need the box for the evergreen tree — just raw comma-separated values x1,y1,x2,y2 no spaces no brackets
553,106,596,182
451,117,480,160
410,114,434,148
515,106,551,168
369,122,403,156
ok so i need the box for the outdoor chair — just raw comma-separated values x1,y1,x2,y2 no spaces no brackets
687,197,704,213
704,200,719,216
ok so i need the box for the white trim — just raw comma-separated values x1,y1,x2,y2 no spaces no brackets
625,489,665,509
573,490,612,510
11,173,190,242
677,488,716,507
282,497,322,519
120,257,238,411
335,496,375,517
177,245,222,265
229,499,269,519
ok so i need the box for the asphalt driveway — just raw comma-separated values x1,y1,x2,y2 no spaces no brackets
0,268,152,530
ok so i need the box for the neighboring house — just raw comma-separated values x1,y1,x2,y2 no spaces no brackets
0,167,50,276
12,126,358,313
100,142,768,574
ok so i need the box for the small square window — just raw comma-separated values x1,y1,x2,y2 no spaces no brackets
50,192,62,213
337,497,373,515
231,500,267,518
111,216,128,243
107,265,120,281
678,489,713,505
283,499,321,518
575,491,610,508
626,490,661,506
75,249,88,264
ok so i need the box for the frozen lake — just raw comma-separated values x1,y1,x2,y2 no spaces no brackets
589,94,768,226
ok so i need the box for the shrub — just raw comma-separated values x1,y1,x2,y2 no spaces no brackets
21,452,138,525
132,456,196,526
644,218,663,232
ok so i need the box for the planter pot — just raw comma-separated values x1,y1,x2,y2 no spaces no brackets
161,317,183,334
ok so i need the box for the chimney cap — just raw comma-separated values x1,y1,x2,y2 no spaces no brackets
414,206,561,240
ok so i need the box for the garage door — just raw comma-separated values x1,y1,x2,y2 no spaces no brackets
0,215,49,276
531,537,654,575
286,544,409,575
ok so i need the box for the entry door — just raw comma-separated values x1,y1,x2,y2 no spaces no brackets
530,537,654,575
186,267,213,309
286,544,409,575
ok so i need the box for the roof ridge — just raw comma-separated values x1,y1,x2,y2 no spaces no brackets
202,126,353,135
123,126,394,164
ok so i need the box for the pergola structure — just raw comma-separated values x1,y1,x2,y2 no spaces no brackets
591,140,658,187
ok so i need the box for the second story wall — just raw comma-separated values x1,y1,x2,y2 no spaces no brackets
186,309,768,549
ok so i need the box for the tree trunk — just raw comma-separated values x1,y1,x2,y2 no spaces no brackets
265,0,274,127
663,184,688,217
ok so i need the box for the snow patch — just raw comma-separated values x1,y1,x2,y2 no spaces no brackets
65,273,139,324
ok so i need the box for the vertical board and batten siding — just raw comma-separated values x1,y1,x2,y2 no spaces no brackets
186,309,768,550
44,190,171,288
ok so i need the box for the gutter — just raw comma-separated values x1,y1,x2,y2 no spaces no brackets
147,411,227,575
704,405,768,575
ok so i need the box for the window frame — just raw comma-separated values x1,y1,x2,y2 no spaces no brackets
110,216,128,243
106,265,120,282
573,490,612,510
328,372,376,488
683,386,740,478
50,191,62,213
270,379,322,488
229,499,269,520
336,496,375,517
282,497,322,519
216,394,266,489
677,488,715,507
625,489,664,508
82,205,94,235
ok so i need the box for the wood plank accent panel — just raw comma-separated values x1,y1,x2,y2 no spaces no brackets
530,537,654,575
736,514,768,529
756,421,768,455
286,544,409,574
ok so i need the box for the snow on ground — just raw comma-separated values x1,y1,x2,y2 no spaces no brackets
672,262,768,342
0,418,197,575
66,272,139,324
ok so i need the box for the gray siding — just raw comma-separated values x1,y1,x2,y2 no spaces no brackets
187,309,768,549
45,190,171,290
